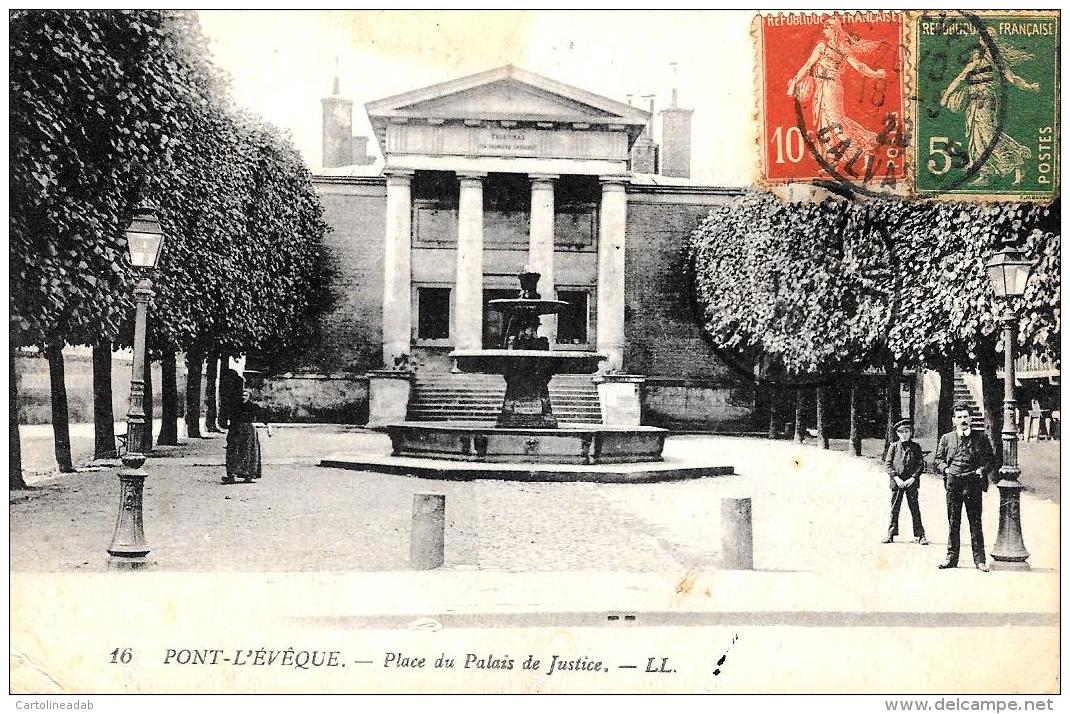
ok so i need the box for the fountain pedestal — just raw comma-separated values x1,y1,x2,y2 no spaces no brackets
499,360,555,428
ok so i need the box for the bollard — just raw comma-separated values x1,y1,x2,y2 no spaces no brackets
410,493,445,570
721,498,753,570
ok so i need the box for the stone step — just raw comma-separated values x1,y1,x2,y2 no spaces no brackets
409,406,602,414
414,383,597,392
417,394,597,402
409,372,602,424
410,407,603,417
416,379,595,385
406,414,603,423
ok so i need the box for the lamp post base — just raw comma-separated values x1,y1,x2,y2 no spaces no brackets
990,477,1030,568
106,555,151,571
107,468,150,563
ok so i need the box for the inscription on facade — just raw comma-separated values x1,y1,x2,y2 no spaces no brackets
478,130,537,154
386,124,629,162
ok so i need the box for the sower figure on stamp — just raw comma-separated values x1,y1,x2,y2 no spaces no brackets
933,402,996,571
939,42,1039,187
883,418,928,545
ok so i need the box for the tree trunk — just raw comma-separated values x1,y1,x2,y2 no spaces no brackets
849,377,862,456
883,363,902,455
978,352,1004,468
937,361,955,447
46,346,74,473
204,352,220,433
185,350,203,438
92,340,117,460
793,388,805,442
816,384,829,449
767,386,778,439
140,353,154,454
10,351,27,489
158,349,179,445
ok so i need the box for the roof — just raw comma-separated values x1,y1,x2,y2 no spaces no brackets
365,65,650,128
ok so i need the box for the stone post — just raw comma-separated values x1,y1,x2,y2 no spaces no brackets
529,173,558,343
455,172,486,350
596,176,628,372
410,493,445,570
382,170,414,366
721,498,753,570
593,373,645,426
366,369,414,429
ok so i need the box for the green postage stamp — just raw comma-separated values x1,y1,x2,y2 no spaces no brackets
912,11,1059,200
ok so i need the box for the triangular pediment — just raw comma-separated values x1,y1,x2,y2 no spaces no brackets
402,80,616,120
366,65,649,127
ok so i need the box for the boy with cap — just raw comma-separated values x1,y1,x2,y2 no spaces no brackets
882,418,929,545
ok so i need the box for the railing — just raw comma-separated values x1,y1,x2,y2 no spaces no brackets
1009,354,1060,378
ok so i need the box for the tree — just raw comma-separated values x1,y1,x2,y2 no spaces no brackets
11,10,330,479
883,200,1060,458
689,190,893,449
92,340,117,459
10,10,204,475
10,352,28,490
158,349,179,445
204,352,219,433
690,189,1059,459
45,346,74,472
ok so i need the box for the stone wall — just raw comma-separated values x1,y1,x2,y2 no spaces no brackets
623,187,742,382
14,348,192,425
256,373,368,424
642,378,755,431
312,178,387,373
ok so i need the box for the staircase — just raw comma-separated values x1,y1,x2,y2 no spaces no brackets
953,374,988,430
407,372,603,424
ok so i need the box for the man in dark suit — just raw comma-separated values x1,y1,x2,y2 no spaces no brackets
933,402,997,571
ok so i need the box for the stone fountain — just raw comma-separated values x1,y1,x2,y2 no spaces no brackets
320,269,733,481
386,269,667,466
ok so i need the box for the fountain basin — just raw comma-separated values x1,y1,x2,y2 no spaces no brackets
385,421,667,464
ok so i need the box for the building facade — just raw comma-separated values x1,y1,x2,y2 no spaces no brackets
262,66,755,429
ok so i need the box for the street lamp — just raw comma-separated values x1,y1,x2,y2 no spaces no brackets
985,240,1034,570
107,204,166,569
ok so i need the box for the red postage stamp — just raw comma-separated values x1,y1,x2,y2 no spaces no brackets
758,12,907,191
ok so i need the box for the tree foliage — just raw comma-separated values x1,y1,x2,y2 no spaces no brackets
12,9,329,362
10,10,195,348
688,190,892,379
689,189,1060,382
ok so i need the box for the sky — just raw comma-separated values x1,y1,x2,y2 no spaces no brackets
196,10,758,185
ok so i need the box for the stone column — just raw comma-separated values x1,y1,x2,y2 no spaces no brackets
382,169,414,366
454,172,486,350
596,176,629,371
529,173,558,343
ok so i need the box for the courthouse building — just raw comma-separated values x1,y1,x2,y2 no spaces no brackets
267,65,755,428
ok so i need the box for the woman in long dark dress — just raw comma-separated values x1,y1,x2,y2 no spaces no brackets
223,388,269,484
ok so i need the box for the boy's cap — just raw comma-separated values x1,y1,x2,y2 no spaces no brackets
894,418,913,430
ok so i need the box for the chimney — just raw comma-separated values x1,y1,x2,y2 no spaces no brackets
628,94,658,174
321,58,354,169
658,63,692,178
351,135,375,166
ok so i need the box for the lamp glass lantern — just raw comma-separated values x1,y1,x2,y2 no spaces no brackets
985,244,1033,298
125,208,165,268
